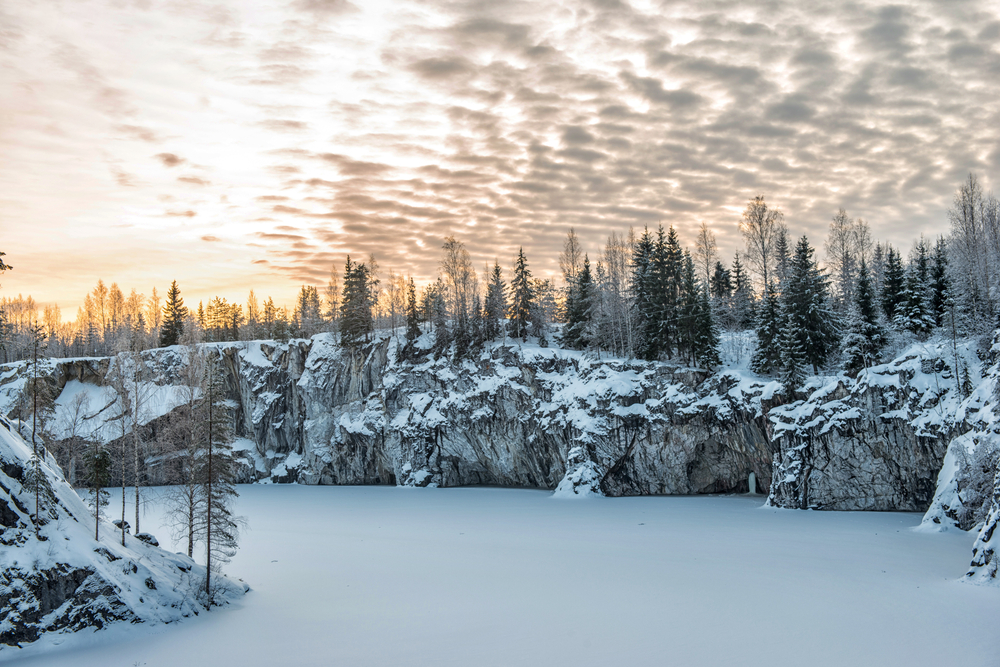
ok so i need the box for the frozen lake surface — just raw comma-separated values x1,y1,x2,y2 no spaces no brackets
6,485,999,666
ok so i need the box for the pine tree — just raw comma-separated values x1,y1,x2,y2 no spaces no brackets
339,256,374,349
929,237,950,328
199,353,241,602
881,247,905,323
432,283,450,358
86,442,112,541
160,281,186,347
731,253,755,330
693,282,721,369
23,453,55,536
779,306,807,394
509,248,533,341
563,255,594,350
842,259,885,374
750,282,782,375
677,251,700,363
782,236,839,373
404,278,421,348
775,226,791,288
895,240,932,335
484,262,507,342
628,229,654,358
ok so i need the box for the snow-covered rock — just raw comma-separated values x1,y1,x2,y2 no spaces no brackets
767,341,978,511
1,336,781,498
552,447,604,498
0,415,246,650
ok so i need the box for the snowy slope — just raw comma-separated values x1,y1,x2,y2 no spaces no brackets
0,416,246,651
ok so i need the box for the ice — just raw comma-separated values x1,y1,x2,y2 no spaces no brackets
6,485,999,667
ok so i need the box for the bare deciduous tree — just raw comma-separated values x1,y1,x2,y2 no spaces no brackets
694,221,717,287
740,196,783,291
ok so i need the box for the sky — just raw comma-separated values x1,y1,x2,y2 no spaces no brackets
2,0,999,315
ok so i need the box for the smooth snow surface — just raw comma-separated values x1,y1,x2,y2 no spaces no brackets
6,486,1000,667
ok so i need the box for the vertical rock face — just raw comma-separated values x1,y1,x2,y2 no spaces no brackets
767,344,975,511
224,336,781,497
0,334,984,517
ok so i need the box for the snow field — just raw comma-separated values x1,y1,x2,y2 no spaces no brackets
6,485,999,667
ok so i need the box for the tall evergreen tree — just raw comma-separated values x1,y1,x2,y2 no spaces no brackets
929,237,950,328
881,247,905,323
159,281,187,347
779,306,807,394
693,284,721,369
750,282,782,375
895,239,932,335
731,253,755,330
339,256,374,349
710,261,732,299
199,353,241,602
404,277,421,347
484,262,507,342
774,226,791,288
509,248,533,340
86,441,112,541
842,259,886,374
563,255,594,350
654,226,683,359
432,283,450,358
782,236,839,373
630,229,655,358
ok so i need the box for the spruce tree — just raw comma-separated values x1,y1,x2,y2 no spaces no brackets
86,442,112,541
731,253,755,330
881,247,905,323
779,307,807,394
509,248,533,340
750,282,782,375
842,259,885,374
160,281,187,347
774,227,791,288
929,237,950,328
199,353,240,602
432,284,450,358
23,453,55,536
783,236,839,373
404,278,421,347
630,229,655,358
563,255,594,349
339,256,374,349
693,282,721,369
710,261,732,299
484,262,507,342
677,252,699,363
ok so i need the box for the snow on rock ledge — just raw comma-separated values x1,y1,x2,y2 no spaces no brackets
0,416,246,651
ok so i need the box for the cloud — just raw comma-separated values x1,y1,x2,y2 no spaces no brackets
156,153,185,167
5,0,1000,303
259,119,309,132
166,210,197,217
201,235,221,241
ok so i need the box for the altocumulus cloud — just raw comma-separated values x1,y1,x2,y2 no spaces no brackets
1,0,999,309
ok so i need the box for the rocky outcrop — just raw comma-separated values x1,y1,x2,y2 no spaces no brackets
766,343,976,511
0,416,246,650
1,334,982,515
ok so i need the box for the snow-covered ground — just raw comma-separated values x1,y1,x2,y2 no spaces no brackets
5,486,999,667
